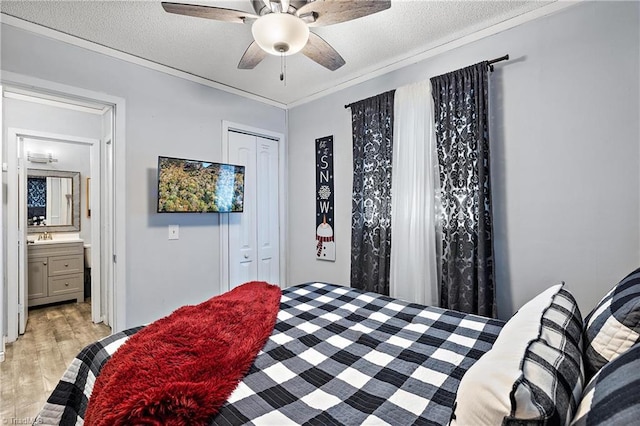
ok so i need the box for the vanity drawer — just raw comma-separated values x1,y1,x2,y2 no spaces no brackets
48,255,84,276
49,274,83,296
28,242,83,258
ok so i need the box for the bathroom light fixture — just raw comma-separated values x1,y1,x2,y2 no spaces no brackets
251,12,309,56
251,12,310,82
27,151,58,164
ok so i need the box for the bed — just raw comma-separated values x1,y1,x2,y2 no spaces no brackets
35,268,640,426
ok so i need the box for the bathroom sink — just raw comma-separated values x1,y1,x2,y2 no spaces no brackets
28,234,83,245
29,238,84,245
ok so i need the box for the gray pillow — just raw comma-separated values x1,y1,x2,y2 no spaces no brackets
571,342,640,425
583,267,640,379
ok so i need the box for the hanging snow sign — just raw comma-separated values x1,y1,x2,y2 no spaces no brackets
315,136,335,261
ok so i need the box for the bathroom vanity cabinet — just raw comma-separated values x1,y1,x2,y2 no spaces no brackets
28,241,84,307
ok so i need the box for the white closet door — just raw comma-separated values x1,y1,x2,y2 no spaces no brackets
228,132,258,289
256,137,279,284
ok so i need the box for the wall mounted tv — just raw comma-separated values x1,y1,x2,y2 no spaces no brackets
157,156,245,213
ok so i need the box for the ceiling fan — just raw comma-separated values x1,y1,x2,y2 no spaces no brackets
161,0,391,71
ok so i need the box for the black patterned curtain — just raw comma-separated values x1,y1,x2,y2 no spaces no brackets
27,177,47,207
350,90,395,295
27,177,47,220
431,62,496,317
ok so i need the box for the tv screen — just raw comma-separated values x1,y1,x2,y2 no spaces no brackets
157,156,245,213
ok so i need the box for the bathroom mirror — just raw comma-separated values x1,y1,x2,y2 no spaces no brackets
27,169,80,233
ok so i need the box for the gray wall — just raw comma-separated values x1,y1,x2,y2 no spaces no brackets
287,1,640,319
1,24,286,327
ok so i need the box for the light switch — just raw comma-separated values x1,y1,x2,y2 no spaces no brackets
168,225,179,240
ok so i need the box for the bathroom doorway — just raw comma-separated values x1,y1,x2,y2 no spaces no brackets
22,135,99,322
7,112,105,342
2,83,124,357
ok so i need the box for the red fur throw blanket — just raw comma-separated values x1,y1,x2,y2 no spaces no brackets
84,281,281,426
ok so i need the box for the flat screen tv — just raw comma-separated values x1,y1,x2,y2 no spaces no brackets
157,156,245,213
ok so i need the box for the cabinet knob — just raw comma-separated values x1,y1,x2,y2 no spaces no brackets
64,263,69,267
244,254,249,259
65,283,69,287
43,262,47,266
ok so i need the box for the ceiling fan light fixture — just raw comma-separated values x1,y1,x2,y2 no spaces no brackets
252,13,309,56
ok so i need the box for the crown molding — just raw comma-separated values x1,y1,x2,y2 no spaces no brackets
0,14,287,109
1,1,580,110
287,1,580,108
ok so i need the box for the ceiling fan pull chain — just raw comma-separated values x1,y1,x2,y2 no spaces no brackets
280,51,285,84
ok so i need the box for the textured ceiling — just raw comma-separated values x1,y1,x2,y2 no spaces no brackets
1,1,554,106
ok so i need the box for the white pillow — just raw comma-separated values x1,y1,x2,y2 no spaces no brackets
451,283,584,426
451,285,560,424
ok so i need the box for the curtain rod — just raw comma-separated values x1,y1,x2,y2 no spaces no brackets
487,54,509,71
344,53,510,109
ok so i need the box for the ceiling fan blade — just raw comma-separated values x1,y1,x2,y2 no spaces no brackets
238,41,268,69
301,32,345,71
162,2,258,23
296,0,390,27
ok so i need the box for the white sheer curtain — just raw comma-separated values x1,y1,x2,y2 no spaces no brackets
390,81,440,306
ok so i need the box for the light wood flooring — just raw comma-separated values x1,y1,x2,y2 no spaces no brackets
0,300,111,423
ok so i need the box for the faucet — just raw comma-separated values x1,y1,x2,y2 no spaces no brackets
38,232,52,241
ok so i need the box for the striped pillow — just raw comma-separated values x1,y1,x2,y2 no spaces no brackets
452,284,585,426
571,342,640,426
583,267,640,379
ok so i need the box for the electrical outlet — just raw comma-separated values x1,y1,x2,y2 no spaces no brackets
168,225,179,240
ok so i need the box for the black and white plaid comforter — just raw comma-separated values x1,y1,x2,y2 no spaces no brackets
36,283,504,425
